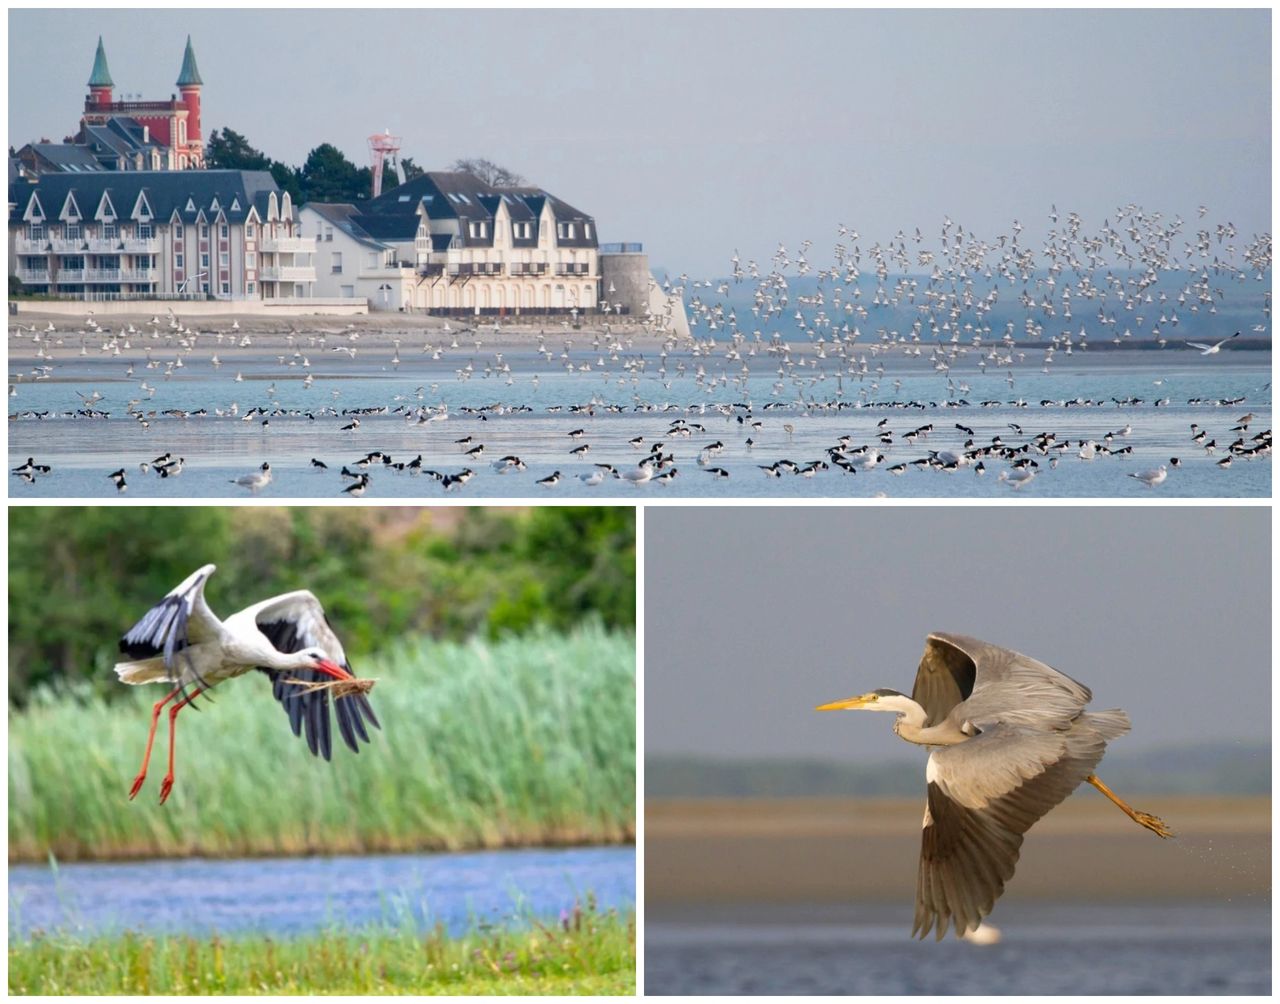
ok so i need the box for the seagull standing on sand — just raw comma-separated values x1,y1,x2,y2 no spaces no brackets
1128,465,1168,488
231,462,272,493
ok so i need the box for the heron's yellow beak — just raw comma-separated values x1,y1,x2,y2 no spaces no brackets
815,694,874,711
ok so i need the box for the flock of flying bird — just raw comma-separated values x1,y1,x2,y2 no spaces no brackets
8,204,1271,496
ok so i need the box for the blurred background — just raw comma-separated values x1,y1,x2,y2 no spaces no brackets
9,505,634,704
644,506,1269,995
8,505,636,994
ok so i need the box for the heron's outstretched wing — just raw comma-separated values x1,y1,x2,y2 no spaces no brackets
914,712,1127,940
235,590,380,760
910,634,977,726
927,632,1093,731
118,563,221,684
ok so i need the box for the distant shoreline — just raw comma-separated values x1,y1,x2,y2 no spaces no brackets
646,796,1270,903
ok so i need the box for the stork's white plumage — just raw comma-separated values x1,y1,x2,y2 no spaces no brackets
116,564,379,803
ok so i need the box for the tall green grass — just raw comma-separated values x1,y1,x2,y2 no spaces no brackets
9,625,634,862
9,904,635,995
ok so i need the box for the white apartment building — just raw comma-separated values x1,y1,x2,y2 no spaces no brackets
8,170,315,299
302,171,598,313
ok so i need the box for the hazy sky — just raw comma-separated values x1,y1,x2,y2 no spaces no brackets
9,9,1271,275
644,506,1271,759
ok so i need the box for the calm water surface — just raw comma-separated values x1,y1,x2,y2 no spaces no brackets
9,350,1270,498
646,902,1270,995
8,845,634,939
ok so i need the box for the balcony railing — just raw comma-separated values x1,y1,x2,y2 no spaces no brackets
16,268,50,284
122,237,160,253
86,238,121,253
599,242,643,254
448,262,504,277
51,238,85,253
509,262,549,276
55,269,86,283
259,266,315,282
81,268,160,283
14,237,48,254
555,263,592,276
260,235,315,254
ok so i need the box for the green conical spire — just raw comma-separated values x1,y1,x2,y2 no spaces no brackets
88,36,113,88
176,35,202,87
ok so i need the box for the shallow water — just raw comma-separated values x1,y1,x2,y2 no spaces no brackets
8,348,1270,498
8,845,634,939
645,901,1270,995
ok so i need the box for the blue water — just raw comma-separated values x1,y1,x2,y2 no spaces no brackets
7,347,1271,497
645,902,1270,994
8,845,634,939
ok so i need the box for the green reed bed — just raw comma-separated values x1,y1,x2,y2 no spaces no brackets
9,625,635,862
9,904,635,995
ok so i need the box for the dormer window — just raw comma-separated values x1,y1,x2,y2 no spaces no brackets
557,222,575,240
513,222,532,240
584,223,592,239
468,221,488,239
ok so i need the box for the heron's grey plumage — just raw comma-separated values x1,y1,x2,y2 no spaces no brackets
901,633,1130,940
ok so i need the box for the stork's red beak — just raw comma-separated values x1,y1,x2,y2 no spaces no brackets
315,659,353,681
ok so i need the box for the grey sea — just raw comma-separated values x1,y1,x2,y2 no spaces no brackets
645,902,1270,995
8,344,1271,498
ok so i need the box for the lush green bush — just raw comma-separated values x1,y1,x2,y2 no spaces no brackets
9,625,635,862
7,506,635,704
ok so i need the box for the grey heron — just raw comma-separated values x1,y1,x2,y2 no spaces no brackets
817,632,1173,941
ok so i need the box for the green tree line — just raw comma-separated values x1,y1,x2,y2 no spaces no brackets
205,128,524,204
7,506,634,705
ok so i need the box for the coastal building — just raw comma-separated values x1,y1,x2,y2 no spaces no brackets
8,169,315,299
301,171,600,314
13,36,205,178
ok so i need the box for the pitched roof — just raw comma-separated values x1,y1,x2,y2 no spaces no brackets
88,36,113,88
176,35,202,87
358,171,597,249
306,202,394,249
8,170,285,226
26,144,105,172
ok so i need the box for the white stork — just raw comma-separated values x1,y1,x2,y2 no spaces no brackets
115,564,380,804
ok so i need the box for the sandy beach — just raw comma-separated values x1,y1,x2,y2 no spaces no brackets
645,796,1270,902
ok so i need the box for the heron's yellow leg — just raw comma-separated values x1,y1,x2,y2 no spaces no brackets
1086,774,1174,838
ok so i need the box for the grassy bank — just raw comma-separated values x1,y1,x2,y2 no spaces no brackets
9,906,635,995
9,626,635,862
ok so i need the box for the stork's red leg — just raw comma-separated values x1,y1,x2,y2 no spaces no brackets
158,688,203,805
129,685,183,800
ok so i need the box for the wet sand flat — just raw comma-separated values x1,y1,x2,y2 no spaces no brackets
645,796,1270,902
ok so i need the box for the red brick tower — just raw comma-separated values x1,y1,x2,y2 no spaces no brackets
176,36,203,155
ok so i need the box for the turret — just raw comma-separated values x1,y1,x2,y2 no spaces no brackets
176,35,203,143
87,36,114,107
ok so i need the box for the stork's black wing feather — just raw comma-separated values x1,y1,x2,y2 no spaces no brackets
254,608,378,759
118,564,218,698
